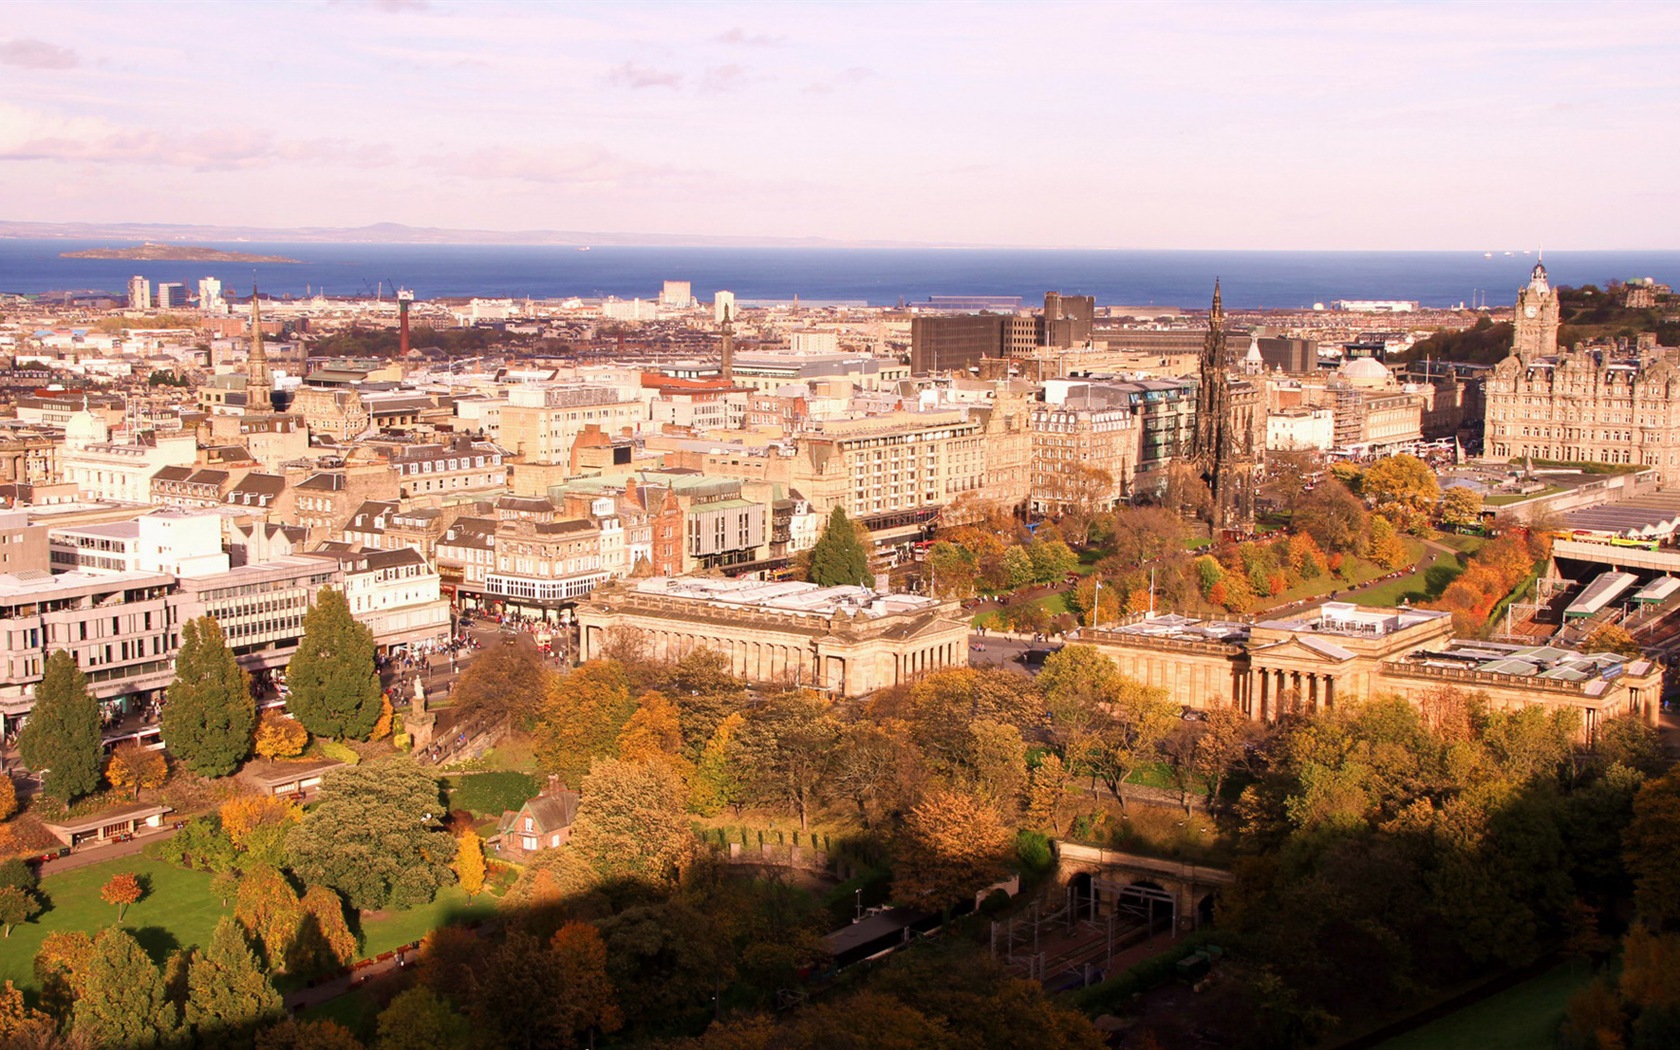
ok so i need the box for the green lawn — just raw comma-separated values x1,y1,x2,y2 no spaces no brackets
1377,961,1594,1050
1359,548,1467,608
2,857,230,995
1436,534,1489,555
4,852,499,999
972,590,1074,630
1258,541,1423,611
299,985,381,1040
357,885,497,959
444,771,539,817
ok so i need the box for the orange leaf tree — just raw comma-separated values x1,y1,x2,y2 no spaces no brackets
252,712,308,760
99,873,144,922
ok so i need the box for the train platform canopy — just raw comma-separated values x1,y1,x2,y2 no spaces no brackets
1564,571,1639,619
1562,495,1680,539
1633,576,1680,604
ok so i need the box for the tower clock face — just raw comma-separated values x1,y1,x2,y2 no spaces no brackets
1525,305,1538,318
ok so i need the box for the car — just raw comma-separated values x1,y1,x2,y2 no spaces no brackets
1180,707,1209,722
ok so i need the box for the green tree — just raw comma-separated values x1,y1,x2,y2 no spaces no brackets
186,917,284,1047
165,616,258,776
1000,546,1035,590
1365,513,1410,570
569,757,693,885
73,927,179,1048
809,506,872,587
285,588,381,740
285,761,451,910
376,986,473,1050
18,649,102,802
1626,769,1680,928
0,886,40,938
1027,537,1078,584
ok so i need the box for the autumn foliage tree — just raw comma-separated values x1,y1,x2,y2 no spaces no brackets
105,741,168,799
252,711,309,760
892,789,1012,913
452,634,552,728
100,872,145,922
535,660,638,787
454,828,487,900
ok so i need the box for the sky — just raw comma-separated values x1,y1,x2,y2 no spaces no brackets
1,0,1677,250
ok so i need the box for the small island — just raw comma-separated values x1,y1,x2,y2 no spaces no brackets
60,242,301,263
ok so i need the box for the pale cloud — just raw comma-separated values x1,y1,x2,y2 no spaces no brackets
700,64,750,94
803,66,873,95
605,61,682,90
444,144,682,189
0,38,79,70
0,104,396,172
714,27,782,47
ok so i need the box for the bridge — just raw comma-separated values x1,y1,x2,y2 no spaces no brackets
1054,841,1234,932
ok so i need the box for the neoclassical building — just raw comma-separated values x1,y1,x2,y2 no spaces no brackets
1079,602,1660,740
1484,262,1680,481
574,577,970,698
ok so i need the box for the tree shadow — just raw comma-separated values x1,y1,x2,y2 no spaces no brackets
129,924,180,965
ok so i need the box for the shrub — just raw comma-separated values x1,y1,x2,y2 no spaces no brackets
316,739,361,766
1015,829,1053,876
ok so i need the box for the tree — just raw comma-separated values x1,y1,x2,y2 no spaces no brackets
186,917,284,1047
34,930,96,1019
370,696,394,741
809,506,872,587
454,829,486,900
73,927,178,1048
535,660,637,786
105,741,169,800
1440,485,1484,528
892,789,1012,913
1092,679,1179,807
0,979,53,1043
1025,754,1071,834
289,885,358,975
255,1018,365,1050
570,758,694,886
1363,453,1441,531
451,635,551,728
596,902,732,1031
1366,513,1411,571
376,986,473,1050
0,775,16,822
689,712,747,816
164,616,257,776
1583,622,1644,658
548,921,623,1044
234,867,302,969
285,761,451,910
616,691,690,774
101,872,145,922
0,886,40,938
18,649,102,802
221,794,303,849
1027,538,1078,585
735,692,840,831
1294,478,1368,555
286,588,382,740
1626,769,1680,929
253,711,309,759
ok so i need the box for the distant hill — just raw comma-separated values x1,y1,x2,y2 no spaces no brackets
60,242,300,263
1,220,963,249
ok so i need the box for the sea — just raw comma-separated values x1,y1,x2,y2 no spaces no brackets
1,239,1677,311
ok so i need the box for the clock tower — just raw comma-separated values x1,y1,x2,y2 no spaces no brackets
1512,262,1560,359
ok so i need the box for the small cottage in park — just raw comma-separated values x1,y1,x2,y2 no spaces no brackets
42,802,171,848
495,780,580,858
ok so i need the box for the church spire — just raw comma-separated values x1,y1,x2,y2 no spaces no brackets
719,303,735,383
248,284,271,400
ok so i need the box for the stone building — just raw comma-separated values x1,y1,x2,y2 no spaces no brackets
1191,283,1258,529
575,577,970,698
1485,263,1680,480
1078,602,1660,740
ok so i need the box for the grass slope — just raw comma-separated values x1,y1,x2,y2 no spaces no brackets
1376,961,1592,1050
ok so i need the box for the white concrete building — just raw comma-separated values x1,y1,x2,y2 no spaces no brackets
1267,408,1336,452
